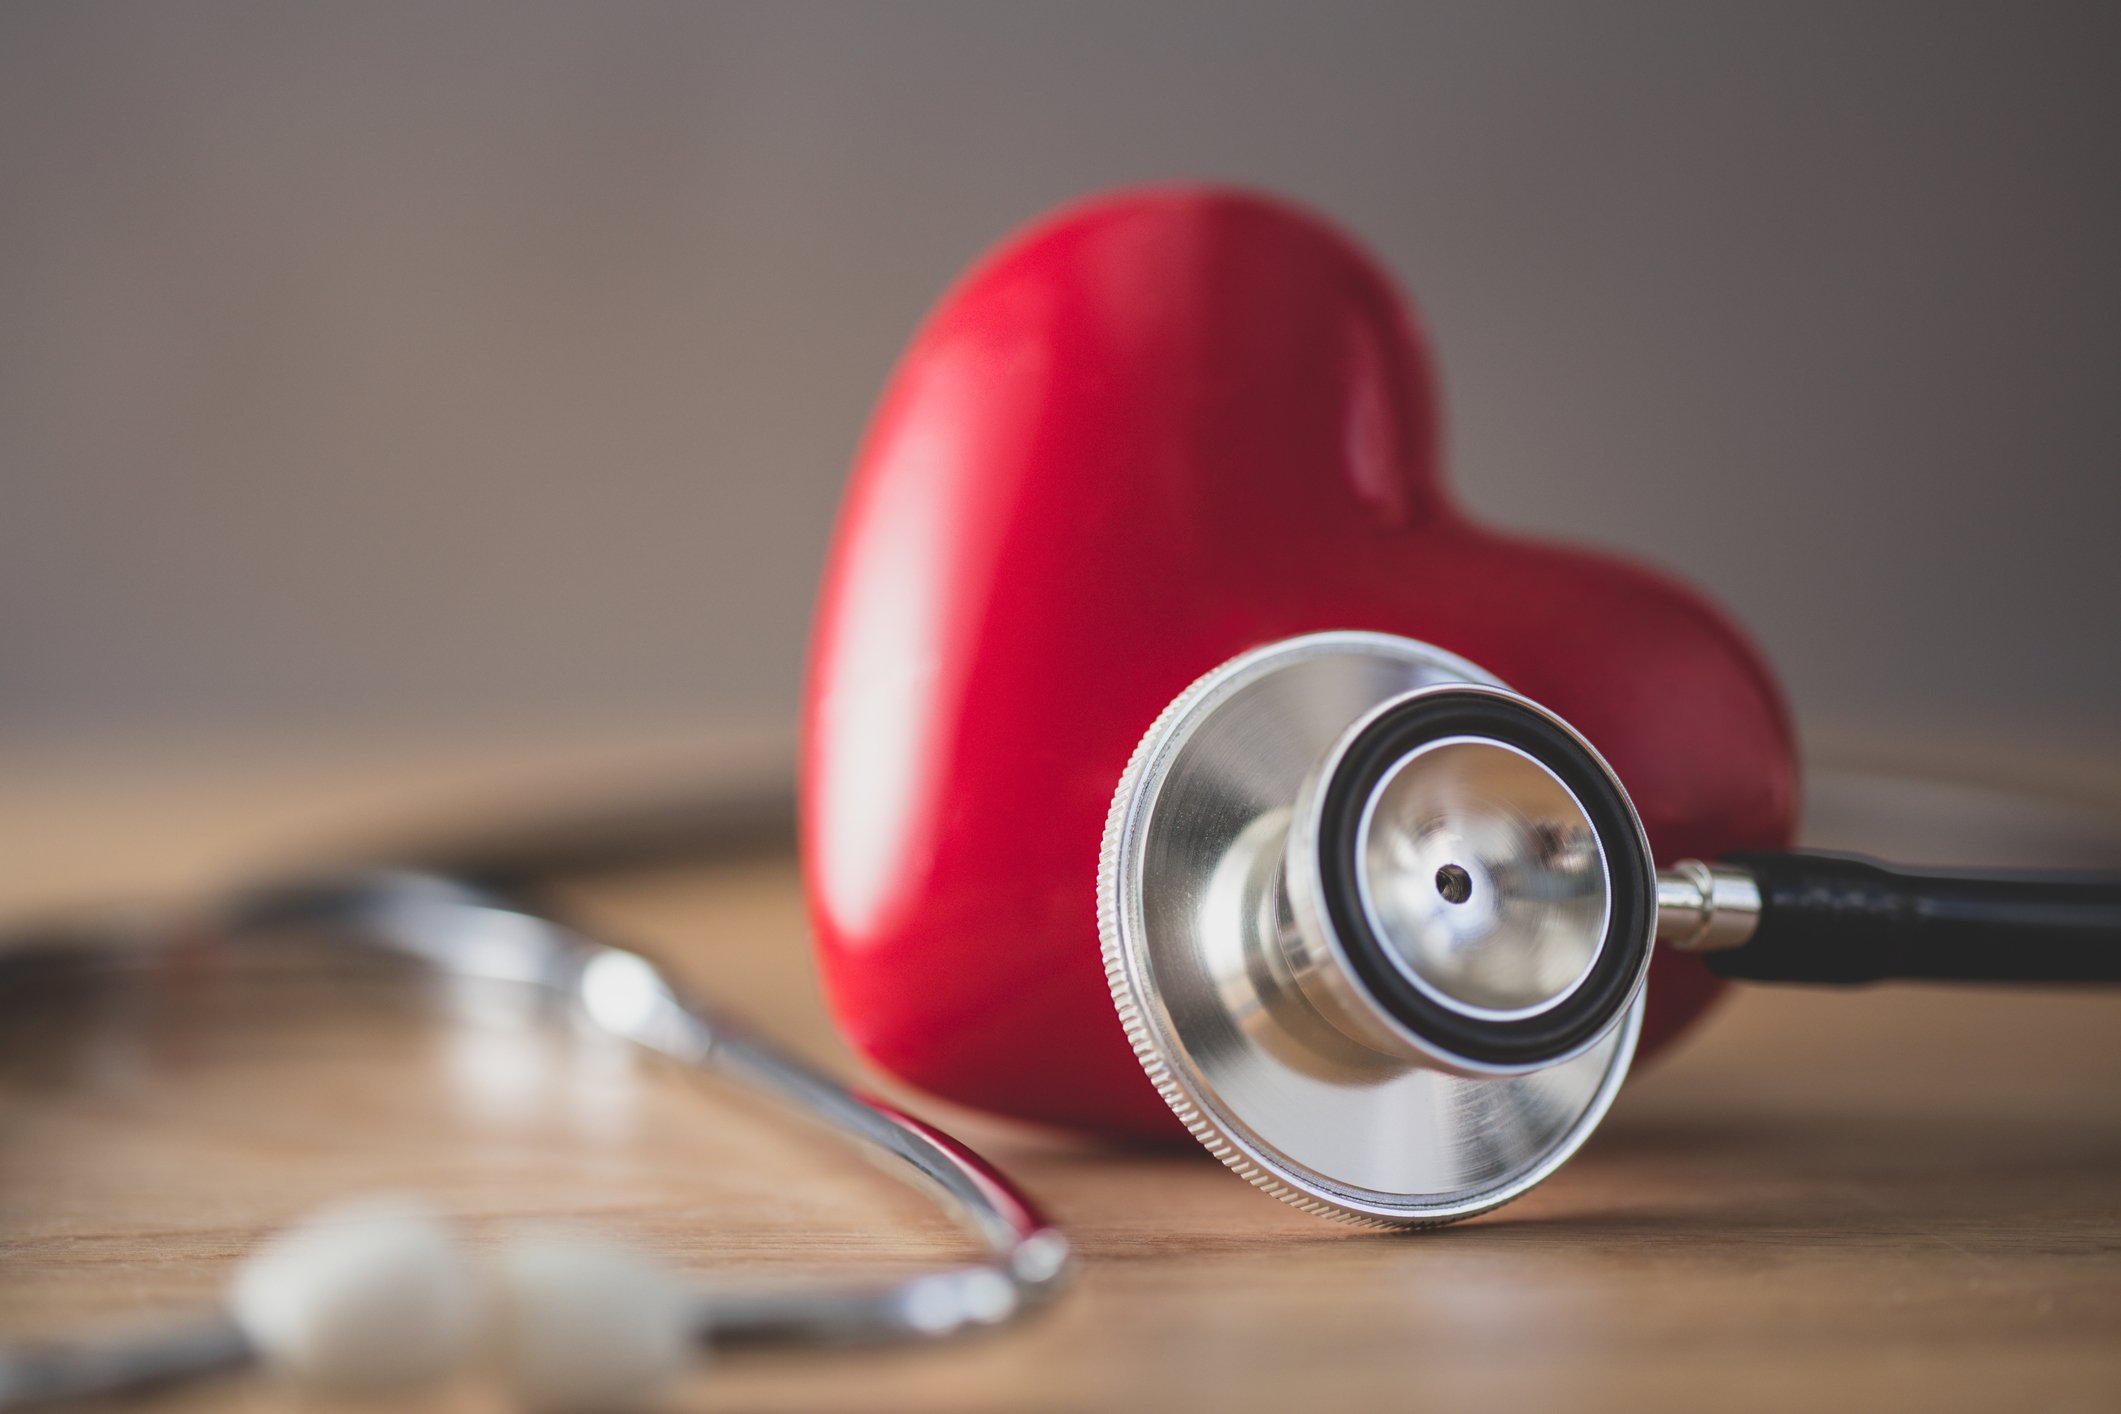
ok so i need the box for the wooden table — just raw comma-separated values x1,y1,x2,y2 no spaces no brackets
2,738,2117,1411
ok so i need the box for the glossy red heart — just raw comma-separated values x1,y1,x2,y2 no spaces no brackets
803,187,1796,1138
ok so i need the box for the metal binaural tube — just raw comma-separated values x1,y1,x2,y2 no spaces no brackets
240,872,1073,1348
0,871,1070,1409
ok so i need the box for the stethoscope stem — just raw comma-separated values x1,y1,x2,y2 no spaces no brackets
1660,851,2121,984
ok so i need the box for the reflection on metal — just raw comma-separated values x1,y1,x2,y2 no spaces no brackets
1356,736,1610,1019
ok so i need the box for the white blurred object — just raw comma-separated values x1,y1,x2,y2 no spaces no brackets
493,1232,696,1414
226,1194,478,1395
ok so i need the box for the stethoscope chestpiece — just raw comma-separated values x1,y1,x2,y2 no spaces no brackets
1099,630,1655,1227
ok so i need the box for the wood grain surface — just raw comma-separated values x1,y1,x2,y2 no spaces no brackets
2,748,2118,1413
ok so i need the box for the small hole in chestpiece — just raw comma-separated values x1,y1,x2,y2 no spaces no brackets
1435,863,1473,905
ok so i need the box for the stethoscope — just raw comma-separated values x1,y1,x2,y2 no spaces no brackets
1096,629,2121,1227
6,628,2116,1409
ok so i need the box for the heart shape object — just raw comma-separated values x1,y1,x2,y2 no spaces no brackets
803,187,1796,1138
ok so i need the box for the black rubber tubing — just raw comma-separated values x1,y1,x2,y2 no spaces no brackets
1708,850,2121,984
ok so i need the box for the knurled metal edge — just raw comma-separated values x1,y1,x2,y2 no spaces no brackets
1095,645,1507,1232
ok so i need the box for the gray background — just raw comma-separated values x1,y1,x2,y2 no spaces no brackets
4,3,2117,772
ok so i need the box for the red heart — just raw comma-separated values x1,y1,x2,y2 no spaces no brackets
803,187,1796,1138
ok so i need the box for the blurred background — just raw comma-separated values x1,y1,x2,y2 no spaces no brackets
3,2,2119,904
7,15,2120,1408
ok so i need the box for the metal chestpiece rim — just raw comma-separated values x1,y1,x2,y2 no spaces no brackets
1098,630,1656,1227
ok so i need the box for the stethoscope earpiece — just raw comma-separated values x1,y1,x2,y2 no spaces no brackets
492,1231,696,1414
230,1195,480,1396
229,1196,694,1414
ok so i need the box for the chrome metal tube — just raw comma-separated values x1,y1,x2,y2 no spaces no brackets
1654,859,1763,953
243,871,1073,1349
